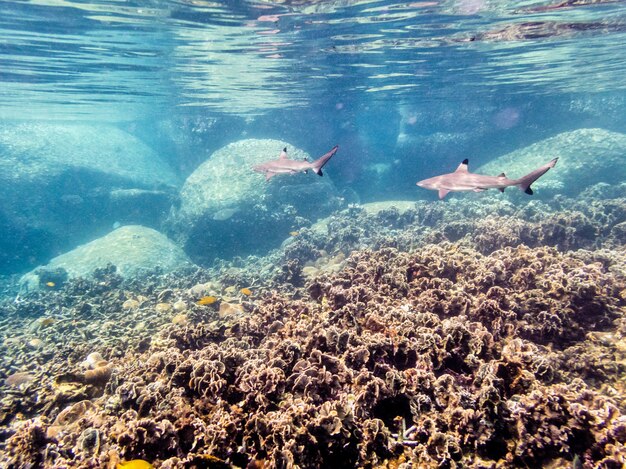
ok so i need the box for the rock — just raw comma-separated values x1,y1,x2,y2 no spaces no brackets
478,128,626,197
21,225,192,289
170,139,343,264
0,123,178,272
360,201,416,216
108,188,177,227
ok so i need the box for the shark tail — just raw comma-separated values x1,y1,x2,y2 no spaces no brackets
515,158,558,195
311,145,339,176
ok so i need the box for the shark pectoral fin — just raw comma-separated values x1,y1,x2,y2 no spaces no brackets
438,189,450,199
473,188,486,193
265,173,276,182
499,187,506,193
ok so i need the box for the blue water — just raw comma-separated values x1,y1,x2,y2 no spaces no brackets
0,0,625,272
2,3,626,468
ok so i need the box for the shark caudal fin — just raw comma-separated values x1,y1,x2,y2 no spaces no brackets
311,145,339,176
516,158,558,195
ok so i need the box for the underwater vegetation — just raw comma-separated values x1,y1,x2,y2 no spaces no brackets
0,182,625,468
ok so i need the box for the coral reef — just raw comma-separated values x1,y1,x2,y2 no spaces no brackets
289,191,625,264
1,236,625,468
0,184,625,468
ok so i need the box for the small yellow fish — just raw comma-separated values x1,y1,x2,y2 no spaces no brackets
240,287,252,296
289,231,299,237
46,281,55,287
197,296,217,305
117,460,153,469
40,317,55,327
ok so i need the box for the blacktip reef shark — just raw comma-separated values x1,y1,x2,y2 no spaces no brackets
416,157,558,199
253,145,339,181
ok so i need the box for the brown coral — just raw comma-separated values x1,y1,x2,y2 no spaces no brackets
1,238,625,468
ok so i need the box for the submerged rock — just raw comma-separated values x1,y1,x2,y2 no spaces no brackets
478,128,626,197
0,122,178,272
170,139,342,264
21,225,192,289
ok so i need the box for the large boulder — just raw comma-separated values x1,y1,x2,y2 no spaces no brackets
21,225,192,290
478,128,626,197
0,123,179,272
170,139,343,264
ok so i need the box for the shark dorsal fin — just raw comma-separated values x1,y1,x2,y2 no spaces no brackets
498,172,506,178
455,159,469,173
279,147,288,159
